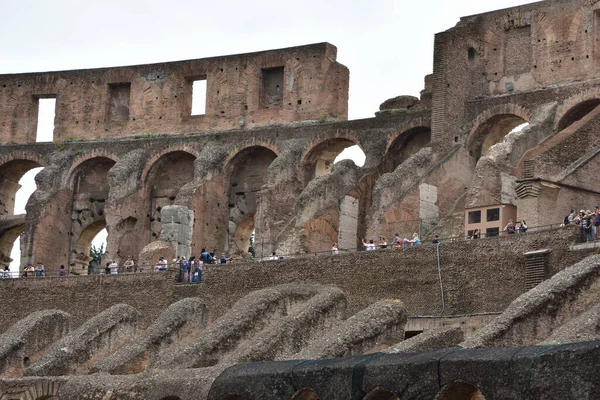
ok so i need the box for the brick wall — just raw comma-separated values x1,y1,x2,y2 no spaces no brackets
0,226,588,334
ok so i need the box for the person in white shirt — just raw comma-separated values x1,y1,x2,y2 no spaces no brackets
362,239,377,251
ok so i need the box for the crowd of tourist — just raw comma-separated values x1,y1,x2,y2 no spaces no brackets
3,210,597,280
563,208,600,241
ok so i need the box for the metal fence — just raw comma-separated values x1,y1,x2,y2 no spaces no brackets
0,221,588,282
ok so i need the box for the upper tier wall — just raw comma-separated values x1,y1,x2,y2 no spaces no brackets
0,43,349,144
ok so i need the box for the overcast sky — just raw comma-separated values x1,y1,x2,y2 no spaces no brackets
4,0,529,270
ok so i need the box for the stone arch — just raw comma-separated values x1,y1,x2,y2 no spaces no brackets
65,152,119,184
301,135,362,180
0,157,45,216
69,219,107,274
68,156,116,193
363,387,400,400
141,145,200,183
223,142,280,170
221,395,246,400
304,218,338,254
568,1,600,43
467,104,532,161
0,380,60,400
226,145,278,254
383,125,431,173
144,150,197,240
435,381,487,400
0,221,26,266
554,88,600,131
291,387,320,400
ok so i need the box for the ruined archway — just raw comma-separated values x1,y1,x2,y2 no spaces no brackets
556,99,600,132
145,151,196,240
383,126,431,173
0,158,45,272
468,114,529,162
67,156,115,274
363,387,400,400
291,387,320,400
302,137,363,181
304,218,338,254
226,146,278,255
435,381,487,400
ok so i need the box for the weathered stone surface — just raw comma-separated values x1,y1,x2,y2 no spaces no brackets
24,304,138,376
137,240,174,271
0,310,70,377
462,254,600,348
90,298,207,374
379,95,419,111
384,326,464,354
540,302,600,345
295,299,407,360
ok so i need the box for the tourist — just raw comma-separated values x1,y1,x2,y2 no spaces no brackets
518,220,528,234
378,237,388,249
124,256,135,273
331,242,339,255
584,211,594,242
405,233,421,246
179,257,189,281
219,253,228,264
155,256,168,272
200,248,213,265
432,235,440,246
594,210,600,240
471,229,481,240
392,233,402,248
58,265,67,277
504,219,516,234
269,252,279,260
2,265,9,278
35,261,45,277
362,239,377,251
195,259,203,282
22,262,35,278
104,262,110,275
109,260,118,275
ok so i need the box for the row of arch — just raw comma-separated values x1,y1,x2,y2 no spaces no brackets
3,91,599,271
0,124,432,271
218,381,485,400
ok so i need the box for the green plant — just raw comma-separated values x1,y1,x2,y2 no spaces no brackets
88,243,105,274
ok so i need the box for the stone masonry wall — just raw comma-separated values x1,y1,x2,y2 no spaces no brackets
0,227,588,335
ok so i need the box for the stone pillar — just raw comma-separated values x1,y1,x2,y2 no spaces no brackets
159,205,194,259
338,195,359,251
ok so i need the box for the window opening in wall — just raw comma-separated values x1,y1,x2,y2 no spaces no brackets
89,228,108,274
261,66,284,108
486,227,500,238
9,167,44,273
191,79,207,115
333,145,366,167
404,330,423,340
107,83,131,121
36,98,56,142
468,210,481,224
468,47,476,61
486,208,500,222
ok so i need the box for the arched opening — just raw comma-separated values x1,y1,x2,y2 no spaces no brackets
146,151,196,240
70,220,107,274
291,387,320,400
0,161,44,273
68,157,115,275
435,381,487,400
363,387,399,400
468,47,476,61
557,99,600,131
383,127,431,173
227,146,277,255
469,114,528,162
303,138,364,181
232,213,255,256
305,218,338,254
222,395,246,400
